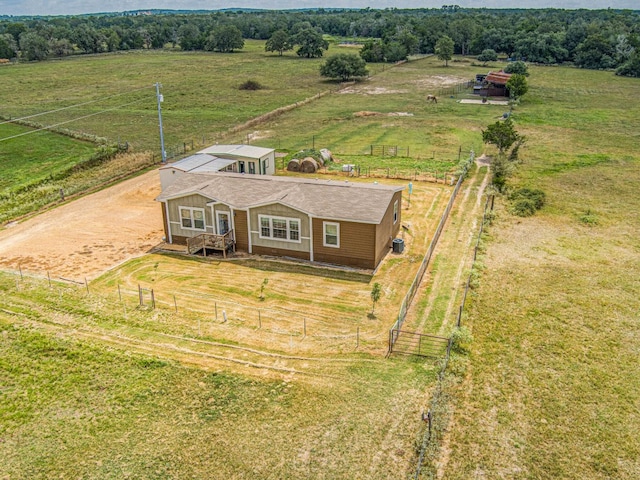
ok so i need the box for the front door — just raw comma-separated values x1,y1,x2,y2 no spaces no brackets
217,212,230,235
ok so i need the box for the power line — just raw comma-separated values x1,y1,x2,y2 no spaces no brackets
0,85,154,127
0,98,148,143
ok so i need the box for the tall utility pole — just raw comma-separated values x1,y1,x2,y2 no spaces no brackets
155,82,166,163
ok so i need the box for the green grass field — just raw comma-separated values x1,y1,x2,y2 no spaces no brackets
432,66,640,478
1,47,639,479
0,123,97,195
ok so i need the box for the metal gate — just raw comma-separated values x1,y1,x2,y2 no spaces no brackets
389,329,450,358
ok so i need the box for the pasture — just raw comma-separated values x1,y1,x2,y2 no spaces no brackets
1,43,639,479
434,66,640,478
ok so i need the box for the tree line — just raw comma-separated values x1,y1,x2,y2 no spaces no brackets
0,8,638,76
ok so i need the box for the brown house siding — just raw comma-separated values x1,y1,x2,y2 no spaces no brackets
234,210,249,252
171,235,189,245
313,218,376,269
252,245,310,261
375,190,403,266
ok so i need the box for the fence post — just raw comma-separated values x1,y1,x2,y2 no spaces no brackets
457,305,463,327
47,271,51,288
174,294,178,312
118,284,122,302
19,264,23,280
215,302,218,320
151,289,155,309
258,310,261,329
138,284,143,306
85,277,89,294
303,318,307,338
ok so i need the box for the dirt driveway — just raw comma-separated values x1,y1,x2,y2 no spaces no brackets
0,170,164,282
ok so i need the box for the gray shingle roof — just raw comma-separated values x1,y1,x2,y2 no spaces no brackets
156,172,403,224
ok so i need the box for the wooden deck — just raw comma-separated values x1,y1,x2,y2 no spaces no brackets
186,230,235,258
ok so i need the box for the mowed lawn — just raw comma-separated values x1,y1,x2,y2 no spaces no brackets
439,67,640,478
0,312,437,479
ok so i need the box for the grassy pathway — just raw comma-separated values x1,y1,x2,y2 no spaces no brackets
401,162,490,337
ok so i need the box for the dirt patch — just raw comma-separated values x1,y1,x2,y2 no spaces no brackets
247,130,274,141
414,75,469,88
459,99,510,106
340,86,408,95
353,111,414,117
0,170,164,281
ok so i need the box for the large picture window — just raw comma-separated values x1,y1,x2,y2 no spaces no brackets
258,215,301,243
180,207,205,230
323,222,340,248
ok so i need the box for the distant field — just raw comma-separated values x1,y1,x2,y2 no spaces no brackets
0,123,96,195
0,41,336,153
435,65,640,478
2,47,639,480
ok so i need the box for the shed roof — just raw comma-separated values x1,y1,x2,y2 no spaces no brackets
160,153,236,174
156,173,404,224
198,144,274,159
485,71,512,85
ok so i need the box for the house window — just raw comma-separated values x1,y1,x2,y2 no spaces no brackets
290,221,299,241
323,222,340,248
180,207,205,230
393,200,398,224
249,162,256,174
258,215,301,243
261,217,271,237
273,218,287,239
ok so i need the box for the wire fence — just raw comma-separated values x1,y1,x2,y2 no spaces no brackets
5,272,385,354
412,193,494,479
388,149,475,350
437,80,474,97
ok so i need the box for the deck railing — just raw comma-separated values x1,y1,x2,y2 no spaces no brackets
186,230,235,257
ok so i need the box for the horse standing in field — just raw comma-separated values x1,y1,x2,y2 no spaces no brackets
427,95,438,104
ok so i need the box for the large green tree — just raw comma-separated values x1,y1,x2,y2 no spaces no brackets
294,28,328,58
506,73,529,100
504,60,529,76
265,29,292,56
320,53,368,81
616,51,640,78
19,31,49,61
435,35,454,66
0,33,18,59
359,39,385,63
482,118,520,154
477,49,498,65
205,25,244,53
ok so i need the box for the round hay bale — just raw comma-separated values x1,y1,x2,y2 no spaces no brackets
300,157,319,173
320,149,333,163
287,159,301,172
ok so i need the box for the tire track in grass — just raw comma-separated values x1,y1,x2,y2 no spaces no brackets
2,304,379,381
400,164,489,335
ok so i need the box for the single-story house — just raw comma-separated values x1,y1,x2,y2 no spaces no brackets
159,144,275,189
473,71,512,97
156,172,404,269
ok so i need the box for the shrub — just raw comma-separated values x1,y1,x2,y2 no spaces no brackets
239,80,264,91
509,188,545,216
450,326,473,354
579,209,598,226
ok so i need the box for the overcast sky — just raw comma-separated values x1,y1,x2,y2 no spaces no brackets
0,0,637,17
